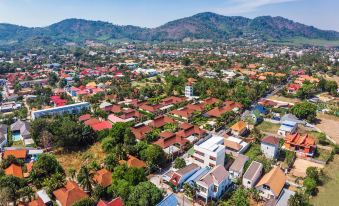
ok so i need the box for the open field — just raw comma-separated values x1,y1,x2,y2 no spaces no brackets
256,121,280,134
272,37,339,47
316,113,339,143
290,158,325,178
267,95,301,104
55,142,106,172
311,155,339,206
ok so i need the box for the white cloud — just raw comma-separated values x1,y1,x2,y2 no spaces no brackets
216,0,299,15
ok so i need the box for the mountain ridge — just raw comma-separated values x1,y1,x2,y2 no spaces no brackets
0,12,338,45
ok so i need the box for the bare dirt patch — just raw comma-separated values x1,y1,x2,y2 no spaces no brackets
55,142,106,173
290,158,325,178
316,113,339,143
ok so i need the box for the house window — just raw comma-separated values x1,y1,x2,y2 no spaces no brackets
209,163,215,167
196,151,205,157
247,181,251,184
199,185,207,193
214,185,218,192
209,156,216,161
263,185,270,190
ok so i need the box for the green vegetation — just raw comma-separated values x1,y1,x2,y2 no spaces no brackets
256,121,280,134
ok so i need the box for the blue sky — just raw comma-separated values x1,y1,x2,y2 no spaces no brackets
0,0,338,31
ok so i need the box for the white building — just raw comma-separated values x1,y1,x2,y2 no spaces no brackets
196,165,231,203
242,161,263,189
0,124,8,151
261,136,280,160
277,120,297,136
192,135,225,168
185,84,193,98
224,136,250,157
229,154,249,180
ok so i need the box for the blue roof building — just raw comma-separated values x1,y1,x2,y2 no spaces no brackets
156,193,178,206
254,105,268,115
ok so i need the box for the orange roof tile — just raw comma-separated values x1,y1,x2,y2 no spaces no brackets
3,149,27,159
5,164,23,178
93,169,112,188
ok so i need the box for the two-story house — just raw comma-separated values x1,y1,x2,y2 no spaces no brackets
261,136,280,160
242,161,263,189
255,166,286,200
196,165,231,203
229,154,249,180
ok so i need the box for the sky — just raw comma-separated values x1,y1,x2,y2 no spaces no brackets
0,0,338,31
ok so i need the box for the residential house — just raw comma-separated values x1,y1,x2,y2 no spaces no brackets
5,164,23,178
229,154,249,180
224,136,250,157
277,120,297,136
97,197,124,206
275,189,295,206
139,103,162,116
3,149,27,159
254,105,268,115
53,181,88,206
256,166,286,199
131,124,152,141
154,131,188,154
230,121,248,136
93,168,112,188
176,122,206,143
119,155,146,168
0,124,8,150
203,97,221,106
261,136,280,160
287,84,301,94
196,165,231,203
192,135,225,168
184,167,210,187
99,102,113,112
148,115,177,129
284,133,316,157
241,110,262,126
242,161,263,189
169,163,200,189
170,107,195,122
156,193,178,206
11,119,31,141
206,101,242,118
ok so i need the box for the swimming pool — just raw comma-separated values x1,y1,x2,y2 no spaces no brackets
12,132,22,141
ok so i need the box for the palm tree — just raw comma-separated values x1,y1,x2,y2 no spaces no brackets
68,168,77,181
77,166,94,195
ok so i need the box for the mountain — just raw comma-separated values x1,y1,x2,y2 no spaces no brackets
0,12,338,45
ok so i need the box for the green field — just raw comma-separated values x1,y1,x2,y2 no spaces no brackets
311,155,339,206
271,37,339,47
256,121,280,134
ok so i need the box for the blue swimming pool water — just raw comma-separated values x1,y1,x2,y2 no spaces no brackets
12,132,22,141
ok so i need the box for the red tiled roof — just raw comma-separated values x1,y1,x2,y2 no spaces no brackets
93,168,112,187
148,116,176,128
285,133,316,149
3,149,27,159
119,155,146,168
79,114,91,122
261,136,280,146
97,197,124,206
53,181,88,206
170,107,195,119
131,125,152,140
84,118,101,126
28,198,45,206
5,164,23,178
91,121,112,131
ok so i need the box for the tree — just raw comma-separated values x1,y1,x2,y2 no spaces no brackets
68,168,77,180
140,144,166,171
173,157,186,169
73,198,96,206
127,182,163,206
221,188,249,206
306,167,319,183
303,177,317,196
77,166,94,195
145,128,160,143
0,175,26,205
43,172,66,196
104,153,118,171
291,102,317,122
288,192,310,206
183,183,197,202
30,154,64,188
0,187,12,206
108,179,131,201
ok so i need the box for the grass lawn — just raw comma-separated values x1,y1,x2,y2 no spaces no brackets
55,142,106,173
314,148,332,162
12,140,25,148
256,121,280,134
311,155,339,206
